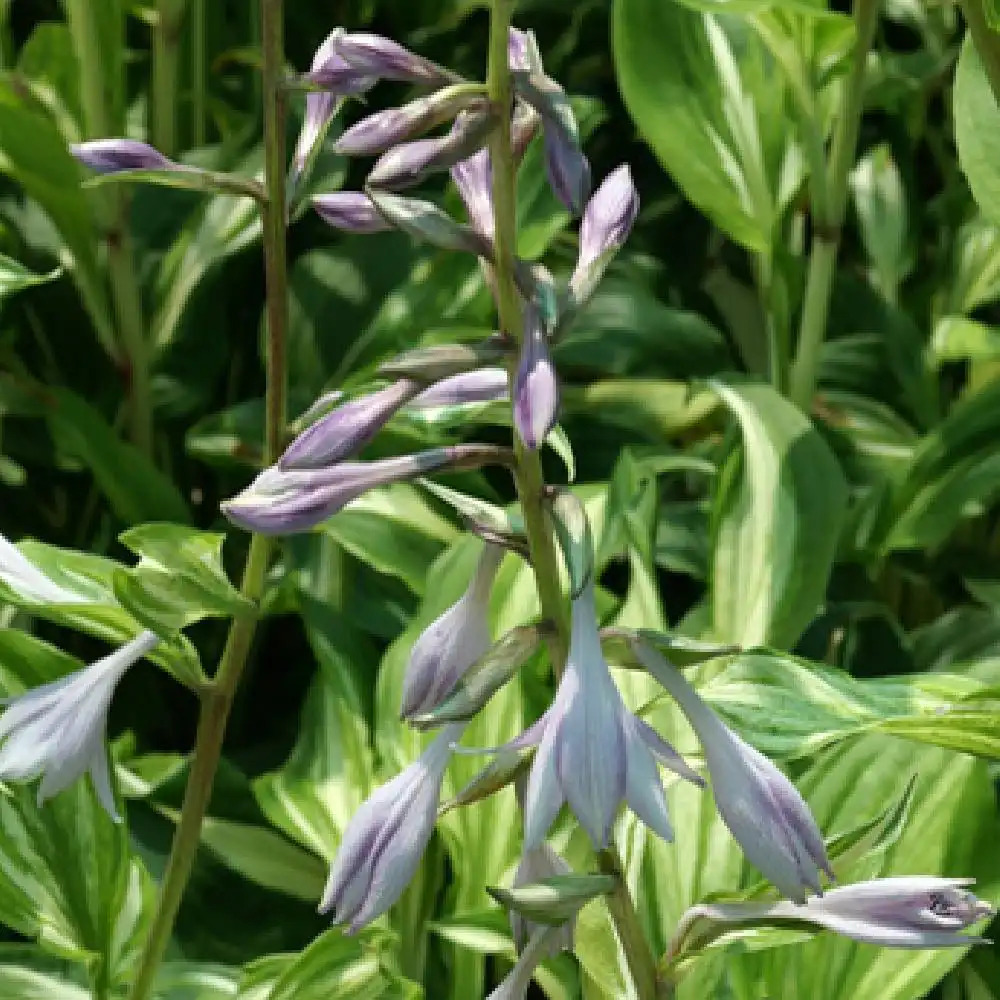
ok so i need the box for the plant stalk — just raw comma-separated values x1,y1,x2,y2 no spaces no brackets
486,3,657,997
191,0,208,146
788,0,879,410
153,0,186,157
126,2,288,997
961,0,1000,107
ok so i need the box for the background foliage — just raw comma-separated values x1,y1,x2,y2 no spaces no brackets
1,0,1000,998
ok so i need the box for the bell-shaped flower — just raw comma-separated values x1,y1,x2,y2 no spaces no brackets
451,148,494,242
400,543,503,720
320,721,464,931
509,843,575,954
0,630,159,820
71,139,176,175
280,380,420,470
519,585,702,849
487,926,565,1000
0,534,87,605
513,305,558,450
408,368,509,409
326,32,456,87
313,192,391,234
633,641,832,903
570,165,639,307
222,444,506,535
675,878,993,951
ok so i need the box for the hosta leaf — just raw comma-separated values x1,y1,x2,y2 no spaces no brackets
709,378,847,649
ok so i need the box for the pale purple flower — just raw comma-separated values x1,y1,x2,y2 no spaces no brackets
513,306,558,450
71,139,176,174
570,165,639,306
451,148,494,241
367,109,495,191
279,380,420,470
634,641,832,903
330,32,456,87
487,926,564,1000
222,445,504,535
291,30,377,186
518,585,702,849
510,843,574,954
320,722,464,931
400,543,503,720
678,878,993,949
0,630,158,820
408,368,509,409
312,192,391,234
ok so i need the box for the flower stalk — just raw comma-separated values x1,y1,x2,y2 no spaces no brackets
486,1,657,995
788,0,879,410
125,1,288,997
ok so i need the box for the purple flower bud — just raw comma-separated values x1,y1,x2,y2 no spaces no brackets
336,87,486,158
71,139,176,174
280,380,420,470
451,148,495,241
513,585,702,849
408,368,510,409
367,190,492,257
222,445,501,535
542,123,591,217
634,641,832,903
680,878,994,950
400,543,503,720
312,192,391,234
334,32,457,87
320,722,464,931
291,30,377,187
513,306,558,450
570,165,639,306
508,27,534,73
367,108,497,191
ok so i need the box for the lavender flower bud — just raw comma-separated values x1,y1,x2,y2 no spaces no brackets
279,380,420,470
451,148,495,241
320,722,464,931
0,630,158,820
408,368,509,409
513,306,558,450
673,878,994,953
570,165,639,307
367,190,492,257
634,641,832,903
507,28,590,214
71,139,176,174
222,445,505,535
333,32,457,86
312,192,391,234
401,543,503,720
367,108,497,191
336,86,488,157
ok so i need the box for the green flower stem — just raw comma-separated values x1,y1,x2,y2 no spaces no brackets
64,0,155,456
126,3,288,998
191,0,208,146
487,3,656,997
788,0,879,410
153,0,186,158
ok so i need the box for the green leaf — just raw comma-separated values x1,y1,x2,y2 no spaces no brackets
113,523,249,633
42,388,190,525
709,379,848,648
153,962,240,1000
613,0,775,251
955,34,1000,230
0,253,60,300
930,316,1000,366
0,947,88,999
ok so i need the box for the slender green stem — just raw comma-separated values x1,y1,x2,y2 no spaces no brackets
153,0,186,157
125,3,287,997
788,0,878,409
961,0,1000,107
486,3,656,996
